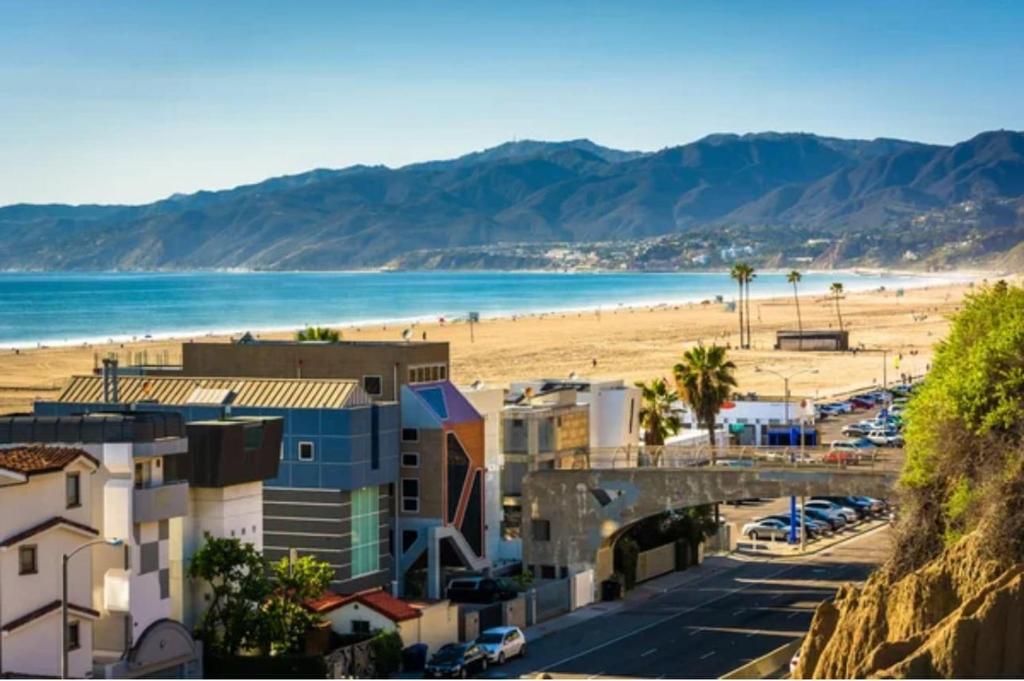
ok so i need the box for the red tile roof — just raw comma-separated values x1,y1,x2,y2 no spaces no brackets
306,588,422,622
0,516,100,548
0,446,98,477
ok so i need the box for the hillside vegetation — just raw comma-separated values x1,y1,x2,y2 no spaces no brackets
796,282,1024,678
1,131,1023,270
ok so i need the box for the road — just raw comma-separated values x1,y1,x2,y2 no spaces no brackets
482,526,891,679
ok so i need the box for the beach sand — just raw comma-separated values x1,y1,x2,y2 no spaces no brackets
0,279,990,414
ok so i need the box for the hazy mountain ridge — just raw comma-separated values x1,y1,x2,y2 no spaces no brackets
1,131,1022,270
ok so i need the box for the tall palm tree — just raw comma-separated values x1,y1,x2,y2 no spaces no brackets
673,344,738,464
295,326,340,342
830,282,845,331
743,265,756,349
729,264,746,348
634,378,682,447
787,270,803,350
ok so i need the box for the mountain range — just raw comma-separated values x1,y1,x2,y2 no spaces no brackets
2,130,1023,271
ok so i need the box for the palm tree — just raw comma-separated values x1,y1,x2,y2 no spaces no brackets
787,270,803,349
634,378,682,464
729,264,746,348
295,326,340,342
830,282,845,331
673,344,738,464
743,265,756,349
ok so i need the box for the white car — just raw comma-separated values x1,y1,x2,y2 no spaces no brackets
804,499,858,523
476,626,526,665
866,429,904,447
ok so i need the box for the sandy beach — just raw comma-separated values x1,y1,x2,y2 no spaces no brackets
0,277,999,415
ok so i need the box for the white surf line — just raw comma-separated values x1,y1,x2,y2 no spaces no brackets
533,527,887,674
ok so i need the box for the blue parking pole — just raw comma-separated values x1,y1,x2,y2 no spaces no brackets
789,495,799,544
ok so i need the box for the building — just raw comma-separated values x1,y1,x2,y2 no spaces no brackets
0,412,202,678
775,329,850,352
508,378,640,451
132,336,451,403
36,373,399,594
459,386,509,563
0,446,100,678
307,588,459,655
674,397,817,446
163,416,284,629
397,381,488,598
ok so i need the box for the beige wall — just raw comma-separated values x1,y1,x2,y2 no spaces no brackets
555,409,589,451
325,600,458,655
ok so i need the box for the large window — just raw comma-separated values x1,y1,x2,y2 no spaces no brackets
350,486,381,578
66,472,81,508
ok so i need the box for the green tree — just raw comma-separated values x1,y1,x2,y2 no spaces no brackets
787,270,803,349
895,282,1024,574
634,378,682,447
188,537,271,655
263,554,336,655
730,263,746,347
295,326,340,342
743,265,756,348
830,282,845,331
673,344,738,464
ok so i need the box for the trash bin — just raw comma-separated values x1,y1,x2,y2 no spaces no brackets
402,643,429,672
601,579,622,601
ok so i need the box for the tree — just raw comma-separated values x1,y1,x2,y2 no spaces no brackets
263,554,336,655
188,537,272,655
830,282,845,331
730,263,746,348
787,270,804,349
743,265,756,348
295,326,340,342
634,378,682,447
673,344,738,464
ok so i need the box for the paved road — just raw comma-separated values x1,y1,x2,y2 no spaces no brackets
481,527,890,679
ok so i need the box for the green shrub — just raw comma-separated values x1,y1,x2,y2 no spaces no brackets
370,630,403,677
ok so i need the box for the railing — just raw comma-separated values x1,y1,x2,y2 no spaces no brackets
559,444,901,472
133,479,189,523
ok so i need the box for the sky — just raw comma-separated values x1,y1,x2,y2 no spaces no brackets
2,0,1023,206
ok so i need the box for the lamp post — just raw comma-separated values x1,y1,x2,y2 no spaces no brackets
755,366,819,549
62,538,123,679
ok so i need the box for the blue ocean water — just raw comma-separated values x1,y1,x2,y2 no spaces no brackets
0,270,959,347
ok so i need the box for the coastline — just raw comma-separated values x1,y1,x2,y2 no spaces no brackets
0,268,984,351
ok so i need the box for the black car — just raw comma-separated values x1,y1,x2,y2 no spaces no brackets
812,496,871,520
446,576,518,604
424,643,489,678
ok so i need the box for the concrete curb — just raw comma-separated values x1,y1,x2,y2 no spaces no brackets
719,638,803,679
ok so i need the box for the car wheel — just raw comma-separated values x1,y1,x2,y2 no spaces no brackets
482,658,489,671
498,652,505,665
748,531,758,540
520,645,527,658
459,667,468,679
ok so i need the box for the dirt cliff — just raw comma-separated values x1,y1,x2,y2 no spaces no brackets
795,533,1024,678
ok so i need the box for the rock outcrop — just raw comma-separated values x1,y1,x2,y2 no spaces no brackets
795,533,1024,678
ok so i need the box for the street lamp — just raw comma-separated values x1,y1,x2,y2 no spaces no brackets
62,538,123,679
755,366,819,551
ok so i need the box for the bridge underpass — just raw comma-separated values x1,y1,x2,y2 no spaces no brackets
521,464,899,585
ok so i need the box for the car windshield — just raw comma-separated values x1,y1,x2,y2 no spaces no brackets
477,633,503,644
433,646,467,663
448,580,477,590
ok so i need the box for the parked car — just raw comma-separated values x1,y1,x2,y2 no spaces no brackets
813,496,871,520
866,429,904,447
476,626,526,665
805,499,859,523
425,643,489,678
763,514,829,537
849,397,875,410
446,577,518,604
800,505,847,530
822,448,857,465
841,423,872,437
763,450,815,464
851,495,888,515
741,517,797,541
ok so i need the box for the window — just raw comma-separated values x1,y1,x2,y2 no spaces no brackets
629,398,635,434
298,441,315,462
532,520,551,541
401,478,419,513
351,620,371,634
134,461,151,489
350,487,381,577
68,621,81,650
408,363,448,384
401,452,419,468
66,472,81,508
401,428,419,443
19,545,38,574
362,375,383,396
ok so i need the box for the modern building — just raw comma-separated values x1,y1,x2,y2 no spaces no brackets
460,385,508,563
0,412,202,679
674,397,817,446
397,381,488,598
508,378,640,451
37,373,399,594
130,336,451,403
0,445,100,679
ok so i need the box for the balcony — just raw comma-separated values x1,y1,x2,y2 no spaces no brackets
133,480,188,523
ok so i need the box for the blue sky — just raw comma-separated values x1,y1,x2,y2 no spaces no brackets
2,0,1022,205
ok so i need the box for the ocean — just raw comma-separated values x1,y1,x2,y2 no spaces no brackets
0,270,962,347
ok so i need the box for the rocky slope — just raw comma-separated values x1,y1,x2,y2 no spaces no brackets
795,533,1024,678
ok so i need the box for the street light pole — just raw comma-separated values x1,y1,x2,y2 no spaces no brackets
61,538,123,679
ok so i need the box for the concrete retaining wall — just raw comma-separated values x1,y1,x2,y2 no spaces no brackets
719,638,802,679
636,543,676,583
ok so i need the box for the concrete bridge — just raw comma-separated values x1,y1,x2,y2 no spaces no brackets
521,464,899,585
